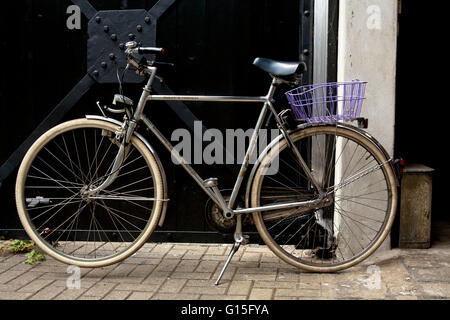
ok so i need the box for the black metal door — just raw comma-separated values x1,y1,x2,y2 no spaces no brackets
0,0,317,242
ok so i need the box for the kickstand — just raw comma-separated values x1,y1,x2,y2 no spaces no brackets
215,214,245,286
215,239,242,286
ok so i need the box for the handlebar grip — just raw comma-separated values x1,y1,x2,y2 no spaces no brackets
137,47,165,55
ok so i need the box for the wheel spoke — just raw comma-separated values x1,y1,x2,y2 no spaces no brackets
18,120,162,266
252,125,395,271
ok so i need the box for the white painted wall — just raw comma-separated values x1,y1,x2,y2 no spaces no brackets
337,0,398,252
338,0,398,155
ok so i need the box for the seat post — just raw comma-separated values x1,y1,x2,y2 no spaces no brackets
266,76,281,101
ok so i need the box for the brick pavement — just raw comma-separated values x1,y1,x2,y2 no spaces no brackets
0,237,449,300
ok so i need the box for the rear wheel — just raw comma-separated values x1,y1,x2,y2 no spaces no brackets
250,124,397,272
15,119,164,267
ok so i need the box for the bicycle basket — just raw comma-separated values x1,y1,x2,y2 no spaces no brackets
285,81,367,123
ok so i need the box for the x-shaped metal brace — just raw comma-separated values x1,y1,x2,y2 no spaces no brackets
0,0,237,186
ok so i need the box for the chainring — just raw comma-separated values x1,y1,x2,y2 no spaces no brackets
204,190,252,234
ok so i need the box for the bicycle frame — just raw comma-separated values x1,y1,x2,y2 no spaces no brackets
88,65,326,218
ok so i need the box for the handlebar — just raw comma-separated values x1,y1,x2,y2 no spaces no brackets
138,47,165,55
125,41,165,55
124,41,174,77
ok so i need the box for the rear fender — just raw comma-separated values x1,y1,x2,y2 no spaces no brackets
245,122,398,208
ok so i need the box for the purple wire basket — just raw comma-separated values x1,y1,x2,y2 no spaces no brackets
285,81,367,123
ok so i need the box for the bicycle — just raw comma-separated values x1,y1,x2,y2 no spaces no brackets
15,41,398,285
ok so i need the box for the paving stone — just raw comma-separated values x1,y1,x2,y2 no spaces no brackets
102,290,131,300
170,272,212,280
4,262,36,272
227,280,252,296
229,261,259,268
128,264,155,279
386,282,420,297
402,255,449,268
183,250,205,260
28,285,66,300
137,243,157,252
7,271,48,288
153,259,180,272
150,244,174,255
159,279,187,293
393,295,419,300
127,291,154,300
202,255,227,261
211,266,237,282
152,293,201,300
245,245,272,253
272,296,298,300
419,282,450,298
51,279,98,290
114,283,160,292
185,279,218,287
234,268,277,281
253,281,296,289
0,291,34,300
260,253,281,263
0,283,23,291
248,288,273,300
3,254,29,265
17,279,54,293
82,266,117,280
195,261,219,273
239,252,261,262
1,240,450,300
102,263,138,282
141,273,170,285
0,270,26,284
199,294,247,300
205,246,227,256
174,260,200,273
276,269,300,282
16,264,64,273
38,272,73,280
409,267,450,282
82,282,117,297
54,288,89,300
275,288,321,298
78,295,102,300
167,248,188,259
181,285,227,295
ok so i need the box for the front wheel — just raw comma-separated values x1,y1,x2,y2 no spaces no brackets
15,119,164,268
250,124,398,272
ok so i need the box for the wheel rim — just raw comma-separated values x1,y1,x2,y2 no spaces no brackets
16,120,162,265
252,125,396,270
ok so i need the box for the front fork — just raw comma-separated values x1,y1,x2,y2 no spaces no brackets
84,66,157,197
82,117,134,196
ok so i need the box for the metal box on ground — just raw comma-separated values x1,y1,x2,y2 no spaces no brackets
399,163,434,249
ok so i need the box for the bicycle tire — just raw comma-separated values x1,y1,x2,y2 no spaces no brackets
250,123,398,272
15,118,164,267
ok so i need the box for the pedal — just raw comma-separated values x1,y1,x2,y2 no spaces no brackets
204,178,233,219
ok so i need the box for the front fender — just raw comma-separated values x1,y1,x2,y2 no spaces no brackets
85,115,169,228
